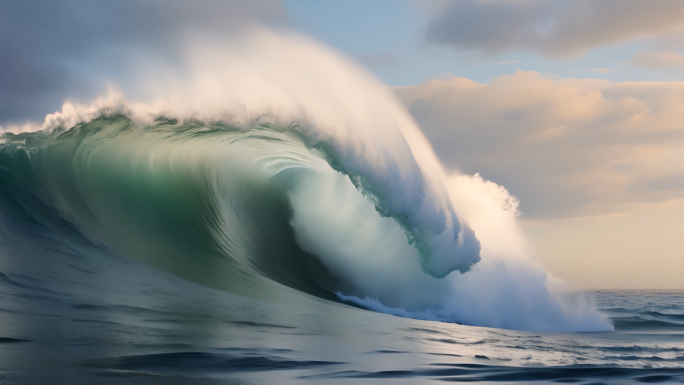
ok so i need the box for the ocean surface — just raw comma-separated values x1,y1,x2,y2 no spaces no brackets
1,116,683,385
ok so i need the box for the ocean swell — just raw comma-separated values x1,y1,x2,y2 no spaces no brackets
0,29,612,332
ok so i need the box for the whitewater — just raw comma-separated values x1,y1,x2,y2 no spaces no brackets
2,28,683,385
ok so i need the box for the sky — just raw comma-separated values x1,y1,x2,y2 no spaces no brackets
1,0,683,289
285,0,684,289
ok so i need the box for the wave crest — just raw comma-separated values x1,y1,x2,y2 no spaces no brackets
0,29,612,332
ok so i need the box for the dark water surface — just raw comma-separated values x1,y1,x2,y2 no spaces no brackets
1,234,683,385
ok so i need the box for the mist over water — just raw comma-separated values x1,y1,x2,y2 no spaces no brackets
1,28,611,333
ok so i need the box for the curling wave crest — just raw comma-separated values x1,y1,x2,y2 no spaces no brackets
0,29,612,332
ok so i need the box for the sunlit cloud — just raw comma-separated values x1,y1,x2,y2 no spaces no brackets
396,71,684,218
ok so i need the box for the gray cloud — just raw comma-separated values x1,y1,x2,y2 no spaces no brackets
630,51,684,70
426,0,684,56
0,0,284,125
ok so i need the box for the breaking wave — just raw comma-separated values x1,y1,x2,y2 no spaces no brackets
0,29,611,332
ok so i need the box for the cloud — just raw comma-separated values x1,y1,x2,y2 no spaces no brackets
0,0,284,125
425,0,684,56
587,67,614,75
630,51,684,70
395,71,684,218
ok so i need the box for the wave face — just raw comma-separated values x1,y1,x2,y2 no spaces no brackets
0,30,611,332
0,116,609,332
